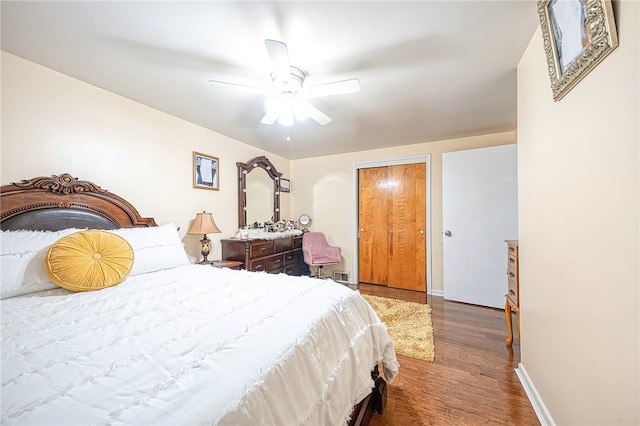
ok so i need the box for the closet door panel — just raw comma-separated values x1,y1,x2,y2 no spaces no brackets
388,163,426,291
358,167,389,285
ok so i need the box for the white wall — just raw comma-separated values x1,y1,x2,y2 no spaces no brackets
0,51,291,262
517,1,639,424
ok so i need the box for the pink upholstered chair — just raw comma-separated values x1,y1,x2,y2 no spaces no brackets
302,232,341,278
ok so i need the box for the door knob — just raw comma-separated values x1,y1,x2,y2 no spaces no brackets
444,230,452,237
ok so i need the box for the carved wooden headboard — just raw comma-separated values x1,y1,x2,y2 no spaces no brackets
0,173,157,231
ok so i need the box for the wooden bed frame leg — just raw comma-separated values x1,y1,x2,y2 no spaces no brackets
349,365,388,426
370,365,387,414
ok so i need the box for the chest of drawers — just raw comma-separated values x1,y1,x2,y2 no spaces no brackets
505,240,520,345
221,236,305,276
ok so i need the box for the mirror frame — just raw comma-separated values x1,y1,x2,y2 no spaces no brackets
298,213,312,230
237,156,282,228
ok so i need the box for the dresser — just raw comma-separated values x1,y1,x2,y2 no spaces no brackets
221,235,306,276
505,240,520,345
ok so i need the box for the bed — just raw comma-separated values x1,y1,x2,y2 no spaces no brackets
1,173,398,425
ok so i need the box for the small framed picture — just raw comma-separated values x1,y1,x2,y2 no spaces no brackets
280,178,290,193
193,151,219,191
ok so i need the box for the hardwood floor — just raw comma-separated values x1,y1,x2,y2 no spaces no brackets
357,283,539,426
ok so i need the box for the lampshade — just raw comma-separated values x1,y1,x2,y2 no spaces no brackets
187,211,221,235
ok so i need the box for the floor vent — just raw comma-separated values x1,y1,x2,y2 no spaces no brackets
333,271,350,283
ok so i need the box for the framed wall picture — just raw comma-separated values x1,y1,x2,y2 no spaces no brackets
279,178,290,193
193,151,219,191
537,0,618,101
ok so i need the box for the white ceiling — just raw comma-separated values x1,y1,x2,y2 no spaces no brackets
1,1,540,160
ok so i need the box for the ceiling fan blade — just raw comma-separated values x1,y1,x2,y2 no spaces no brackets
209,80,273,96
265,39,291,83
261,109,280,125
300,102,332,125
261,97,286,125
305,78,361,98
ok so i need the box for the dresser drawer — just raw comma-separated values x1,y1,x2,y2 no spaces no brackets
250,241,274,258
274,237,293,252
507,255,518,280
507,277,519,305
293,236,302,249
284,248,302,266
284,264,303,276
250,253,283,273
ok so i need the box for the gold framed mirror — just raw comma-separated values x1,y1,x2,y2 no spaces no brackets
237,156,282,228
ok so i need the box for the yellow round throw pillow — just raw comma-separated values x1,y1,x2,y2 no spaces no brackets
45,230,134,292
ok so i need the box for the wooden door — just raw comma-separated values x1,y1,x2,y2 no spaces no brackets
358,167,390,285
358,163,426,291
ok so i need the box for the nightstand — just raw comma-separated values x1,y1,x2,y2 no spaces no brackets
209,260,243,270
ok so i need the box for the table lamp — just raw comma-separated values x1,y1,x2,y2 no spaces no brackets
187,211,222,264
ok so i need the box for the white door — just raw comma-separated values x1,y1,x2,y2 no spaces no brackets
442,144,518,308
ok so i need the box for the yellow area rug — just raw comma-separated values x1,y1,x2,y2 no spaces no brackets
361,294,435,362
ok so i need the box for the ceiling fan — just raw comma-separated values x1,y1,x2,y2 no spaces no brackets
209,39,360,126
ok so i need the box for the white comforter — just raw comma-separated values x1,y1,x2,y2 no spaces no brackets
1,265,398,425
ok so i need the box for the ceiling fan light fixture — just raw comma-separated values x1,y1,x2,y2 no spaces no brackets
265,96,308,126
277,106,294,126
265,97,282,114
291,99,310,121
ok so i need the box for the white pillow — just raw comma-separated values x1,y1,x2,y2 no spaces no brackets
0,228,82,299
110,223,190,275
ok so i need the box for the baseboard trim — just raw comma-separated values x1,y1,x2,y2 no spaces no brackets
515,363,555,426
431,289,444,297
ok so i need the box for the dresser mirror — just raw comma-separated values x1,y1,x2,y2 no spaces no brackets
237,156,282,228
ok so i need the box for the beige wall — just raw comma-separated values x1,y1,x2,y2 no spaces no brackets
517,1,639,424
0,51,290,262
290,132,515,291
1,50,514,293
